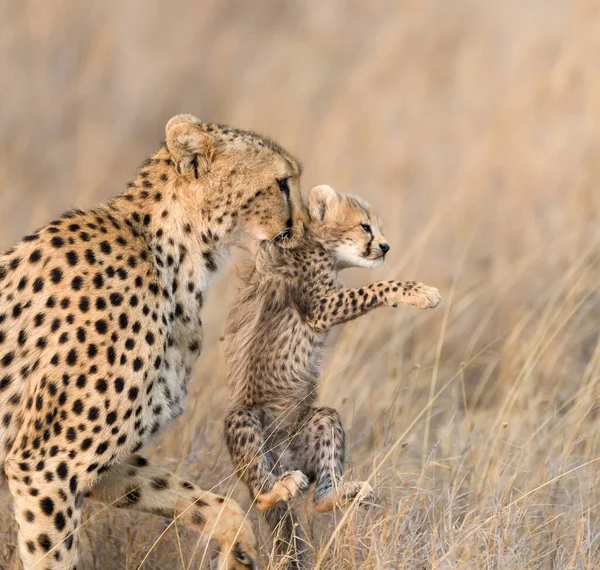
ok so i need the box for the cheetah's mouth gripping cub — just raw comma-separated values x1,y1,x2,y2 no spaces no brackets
308,184,391,269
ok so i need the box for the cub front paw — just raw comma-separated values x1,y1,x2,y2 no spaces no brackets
388,282,441,309
415,285,441,309
255,470,309,511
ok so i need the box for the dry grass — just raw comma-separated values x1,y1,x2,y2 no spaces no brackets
1,0,600,568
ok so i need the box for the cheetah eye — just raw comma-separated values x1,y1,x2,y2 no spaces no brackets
277,178,290,197
361,223,372,233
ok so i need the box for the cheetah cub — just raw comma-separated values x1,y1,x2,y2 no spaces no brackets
224,185,440,565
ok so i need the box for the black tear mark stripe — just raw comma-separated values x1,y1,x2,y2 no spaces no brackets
364,232,374,258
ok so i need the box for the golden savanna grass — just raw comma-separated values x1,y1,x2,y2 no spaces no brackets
1,1,600,568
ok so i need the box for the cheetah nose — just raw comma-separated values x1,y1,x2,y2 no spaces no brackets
380,243,390,255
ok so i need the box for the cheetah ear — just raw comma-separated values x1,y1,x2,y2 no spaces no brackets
165,115,216,179
308,185,339,221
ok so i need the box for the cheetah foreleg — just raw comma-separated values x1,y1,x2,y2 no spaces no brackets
308,280,441,332
89,455,259,570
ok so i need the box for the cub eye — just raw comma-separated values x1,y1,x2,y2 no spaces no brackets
361,223,372,233
277,178,290,197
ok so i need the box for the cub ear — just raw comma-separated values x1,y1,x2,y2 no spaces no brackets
165,115,216,179
308,185,339,221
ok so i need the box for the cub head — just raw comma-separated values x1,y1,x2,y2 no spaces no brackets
308,185,390,269
165,114,307,249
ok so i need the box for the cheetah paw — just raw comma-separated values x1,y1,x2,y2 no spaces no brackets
412,285,441,309
256,470,309,511
313,481,374,513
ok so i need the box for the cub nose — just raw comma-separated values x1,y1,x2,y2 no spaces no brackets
380,243,390,255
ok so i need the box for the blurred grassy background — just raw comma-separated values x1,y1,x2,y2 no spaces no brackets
1,1,600,568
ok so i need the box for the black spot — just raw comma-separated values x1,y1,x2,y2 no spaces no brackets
71,276,83,291
66,349,78,366
1,352,14,367
100,241,111,255
38,533,52,552
131,456,148,468
192,511,206,526
50,267,63,284
54,511,66,531
110,292,123,306
128,387,139,401
72,400,84,415
123,487,140,505
76,327,86,343
95,320,108,334
119,314,129,329
85,249,96,265
199,250,218,273
95,378,108,394
51,236,64,248
80,438,92,451
151,477,169,490
32,277,44,293
66,251,78,266
40,496,54,516
0,375,11,391
57,462,68,480
107,346,116,365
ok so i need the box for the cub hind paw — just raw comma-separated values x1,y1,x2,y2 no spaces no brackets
256,470,309,511
314,481,374,513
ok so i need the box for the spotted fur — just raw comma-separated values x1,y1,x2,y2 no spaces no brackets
0,113,307,570
224,185,441,568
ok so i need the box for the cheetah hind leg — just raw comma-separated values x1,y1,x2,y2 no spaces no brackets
255,470,309,511
313,478,374,513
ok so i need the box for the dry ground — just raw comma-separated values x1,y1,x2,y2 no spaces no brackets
1,1,600,568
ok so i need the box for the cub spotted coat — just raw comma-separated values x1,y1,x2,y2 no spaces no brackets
224,185,440,568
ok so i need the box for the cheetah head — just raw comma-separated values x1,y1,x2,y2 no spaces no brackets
308,184,390,269
165,114,307,250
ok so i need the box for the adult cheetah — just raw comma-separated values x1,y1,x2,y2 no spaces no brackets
0,114,306,570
